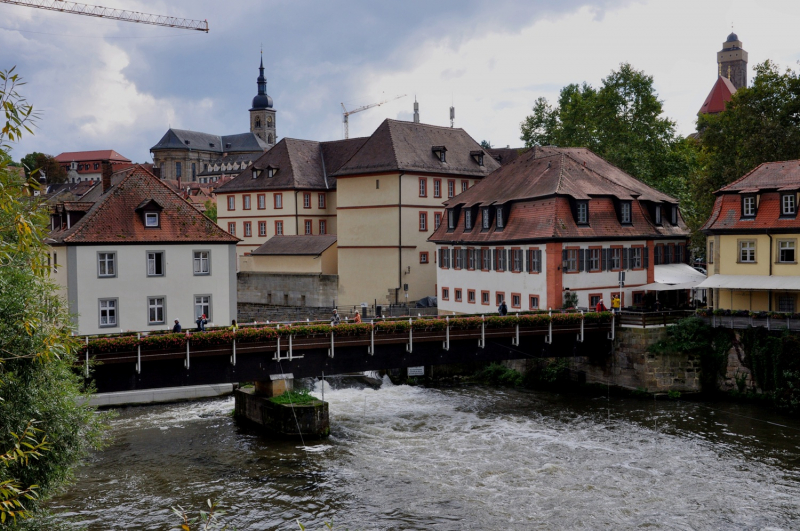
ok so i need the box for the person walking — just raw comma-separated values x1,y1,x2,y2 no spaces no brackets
596,299,607,312
172,319,182,333
196,313,207,331
331,309,341,326
498,299,508,316
229,319,239,332
612,295,621,314
353,311,362,324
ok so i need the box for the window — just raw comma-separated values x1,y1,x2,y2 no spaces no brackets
631,247,642,269
146,251,165,276
482,248,491,270
305,220,312,235
194,295,210,319
243,195,251,210
779,294,796,313
529,295,539,310
447,209,455,230
439,150,446,162
259,221,267,237
191,163,196,181
708,240,714,264
448,180,455,198
228,222,236,236
440,247,450,268
93,163,99,170
267,167,277,178
274,193,283,209
420,252,429,264
227,196,235,211
576,201,588,224
98,252,116,277
244,222,252,237
779,240,796,263
468,248,476,270
564,249,578,272
482,207,491,230
275,221,284,235
496,247,506,271
419,212,427,231
496,206,504,229
465,209,472,230
512,249,523,272
419,178,427,197
304,193,311,208
583,248,598,271
461,180,468,192
176,162,182,178
442,287,449,300
258,194,266,209
145,212,159,227
434,179,441,198
511,293,521,309
193,251,210,275
671,205,678,225
739,240,756,263
455,289,463,302
496,292,505,305
468,290,476,303
782,194,796,216
481,291,490,305
742,196,756,218
589,294,601,308
318,193,326,209
655,205,662,224
99,299,117,327
453,247,462,269
319,220,327,234
610,248,622,270
528,248,541,273
633,292,644,306
148,297,165,324
434,212,442,229
620,202,631,224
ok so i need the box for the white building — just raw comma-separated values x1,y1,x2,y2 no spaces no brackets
430,147,691,313
47,165,239,335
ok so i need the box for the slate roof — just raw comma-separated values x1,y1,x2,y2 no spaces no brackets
702,160,800,233
48,165,238,245
55,150,130,163
150,128,267,154
251,234,337,256
487,147,529,165
331,119,500,177
698,76,737,115
216,137,368,193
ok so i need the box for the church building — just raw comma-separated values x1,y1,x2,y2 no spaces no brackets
698,33,748,116
150,56,276,181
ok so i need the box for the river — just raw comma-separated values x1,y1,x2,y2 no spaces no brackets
51,378,800,530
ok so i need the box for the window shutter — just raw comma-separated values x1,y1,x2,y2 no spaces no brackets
525,250,530,272
643,247,649,269
438,248,443,268
506,250,511,271
601,248,608,271
623,248,630,270
536,250,543,273
578,249,586,272
562,249,568,269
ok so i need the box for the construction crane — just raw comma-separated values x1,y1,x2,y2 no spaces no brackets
341,94,406,139
0,0,208,32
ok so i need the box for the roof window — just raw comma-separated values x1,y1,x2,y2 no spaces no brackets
620,201,632,224
576,200,589,225
266,165,278,178
781,193,796,217
742,195,756,218
184,140,190,145
432,145,447,163
470,150,485,166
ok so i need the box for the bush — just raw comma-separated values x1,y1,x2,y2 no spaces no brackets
472,363,523,387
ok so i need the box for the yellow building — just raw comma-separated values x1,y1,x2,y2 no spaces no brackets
699,161,800,312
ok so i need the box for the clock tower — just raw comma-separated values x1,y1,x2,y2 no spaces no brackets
249,55,276,147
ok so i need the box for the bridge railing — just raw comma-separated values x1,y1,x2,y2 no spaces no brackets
617,310,695,328
698,311,800,331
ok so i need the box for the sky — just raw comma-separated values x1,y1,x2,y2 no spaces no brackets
1,0,800,163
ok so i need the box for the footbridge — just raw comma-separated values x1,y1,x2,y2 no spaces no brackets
81,312,616,393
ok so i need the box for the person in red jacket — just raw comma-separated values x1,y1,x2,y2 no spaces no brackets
596,299,607,312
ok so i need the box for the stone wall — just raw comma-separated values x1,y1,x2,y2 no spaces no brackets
238,271,338,308
237,303,334,324
571,327,701,393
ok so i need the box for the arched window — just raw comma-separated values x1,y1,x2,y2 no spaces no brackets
255,117,261,128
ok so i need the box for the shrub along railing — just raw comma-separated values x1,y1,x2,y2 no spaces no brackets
76,311,615,372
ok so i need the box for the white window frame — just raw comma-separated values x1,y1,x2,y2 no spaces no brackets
146,251,165,277
145,212,159,227
274,193,283,209
739,240,756,263
98,298,117,328
621,202,631,224
465,209,472,230
259,221,267,237
194,295,211,320
496,206,504,229
227,196,235,210
98,252,116,278
304,193,311,208
193,250,210,275
778,239,796,263
258,194,266,209
742,196,756,218
148,296,166,325
782,194,796,216
577,202,588,224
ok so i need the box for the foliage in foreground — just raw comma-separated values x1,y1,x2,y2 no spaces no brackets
269,389,320,405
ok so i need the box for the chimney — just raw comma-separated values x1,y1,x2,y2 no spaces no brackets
101,161,113,193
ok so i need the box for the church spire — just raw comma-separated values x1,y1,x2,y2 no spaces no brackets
257,52,267,96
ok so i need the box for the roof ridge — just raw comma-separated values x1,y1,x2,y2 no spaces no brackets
385,118,465,133
556,153,565,193
718,162,769,193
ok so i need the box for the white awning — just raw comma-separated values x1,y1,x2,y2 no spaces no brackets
639,264,707,292
696,275,800,291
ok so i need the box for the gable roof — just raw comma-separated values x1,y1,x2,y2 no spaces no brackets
150,128,267,154
698,76,737,115
331,119,500,177
251,234,337,256
49,165,238,245
54,150,130,163
716,160,800,193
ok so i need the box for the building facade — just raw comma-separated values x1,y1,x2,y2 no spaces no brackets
47,165,239,335
700,161,800,312
430,147,690,313
55,150,131,183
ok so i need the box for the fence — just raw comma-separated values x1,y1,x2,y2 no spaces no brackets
618,310,695,328
702,314,800,331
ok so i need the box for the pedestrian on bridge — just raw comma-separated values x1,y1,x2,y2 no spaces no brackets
172,319,181,333
331,309,341,326
498,300,508,316
196,314,207,332
596,299,607,312
230,319,239,332
611,295,621,314
353,311,362,324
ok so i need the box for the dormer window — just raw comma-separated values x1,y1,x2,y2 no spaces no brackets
576,201,588,225
654,205,662,225
145,212,159,227
620,201,632,224
265,165,278,178
470,150,485,166
782,193,796,217
482,207,491,230
432,145,447,163
465,209,473,230
135,199,163,228
742,195,756,218
447,209,455,230
671,205,679,225
251,168,260,179
496,206,505,229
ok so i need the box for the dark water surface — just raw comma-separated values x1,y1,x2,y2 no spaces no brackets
51,379,800,530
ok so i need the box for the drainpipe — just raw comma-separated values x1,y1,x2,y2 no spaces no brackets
398,171,405,305
767,230,773,311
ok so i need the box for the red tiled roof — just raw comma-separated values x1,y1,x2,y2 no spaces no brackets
698,76,737,115
702,191,800,232
54,150,131,163
49,165,238,245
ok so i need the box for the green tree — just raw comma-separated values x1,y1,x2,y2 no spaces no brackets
203,199,217,223
520,64,697,200
0,67,107,529
479,140,492,149
20,152,66,184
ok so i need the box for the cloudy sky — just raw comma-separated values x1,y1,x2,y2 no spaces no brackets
1,0,799,163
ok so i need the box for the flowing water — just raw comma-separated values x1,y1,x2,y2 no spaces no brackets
51,379,800,530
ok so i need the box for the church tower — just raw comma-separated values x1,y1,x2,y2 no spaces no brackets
717,32,748,89
250,55,276,147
